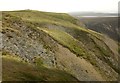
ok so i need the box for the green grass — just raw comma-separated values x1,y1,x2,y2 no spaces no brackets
3,10,102,40
2,54,78,81
118,47,120,54
118,43,120,54
0,11,2,21
39,28,86,56
97,46,110,57
33,56,43,67
3,10,77,27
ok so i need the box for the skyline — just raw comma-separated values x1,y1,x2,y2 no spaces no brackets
0,0,119,13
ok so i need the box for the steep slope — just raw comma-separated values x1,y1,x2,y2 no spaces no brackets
74,17,119,41
1,10,119,81
2,54,78,81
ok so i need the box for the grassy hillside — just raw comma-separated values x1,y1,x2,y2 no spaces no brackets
2,53,78,81
39,28,86,56
2,10,119,81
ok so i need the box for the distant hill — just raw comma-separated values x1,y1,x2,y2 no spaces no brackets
73,17,119,41
69,12,118,17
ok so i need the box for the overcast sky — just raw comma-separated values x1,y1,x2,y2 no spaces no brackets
0,0,119,13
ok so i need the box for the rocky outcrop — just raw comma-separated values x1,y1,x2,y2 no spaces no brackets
2,18,57,68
